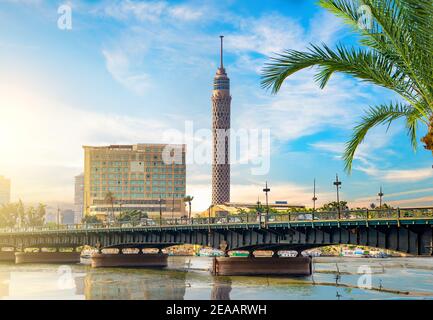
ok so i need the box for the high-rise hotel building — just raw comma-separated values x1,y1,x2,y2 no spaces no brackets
83,144,186,219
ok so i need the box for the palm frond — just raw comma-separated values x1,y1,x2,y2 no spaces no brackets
261,43,427,116
343,102,422,172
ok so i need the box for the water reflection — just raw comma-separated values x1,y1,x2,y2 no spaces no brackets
211,277,232,300
83,269,187,300
0,257,432,300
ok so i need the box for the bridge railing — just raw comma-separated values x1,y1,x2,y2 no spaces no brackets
1,207,433,233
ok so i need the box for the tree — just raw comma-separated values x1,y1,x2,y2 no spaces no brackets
104,191,116,222
24,203,45,227
261,0,433,172
82,215,102,224
184,195,194,219
0,203,18,228
116,210,148,222
17,199,25,228
320,201,349,212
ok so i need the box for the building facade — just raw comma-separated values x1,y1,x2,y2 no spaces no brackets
0,176,10,205
83,144,186,220
74,173,84,224
211,36,231,205
61,209,75,225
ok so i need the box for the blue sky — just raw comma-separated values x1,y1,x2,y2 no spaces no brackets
0,0,432,211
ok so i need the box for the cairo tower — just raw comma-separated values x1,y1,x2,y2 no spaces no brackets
211,36,231,205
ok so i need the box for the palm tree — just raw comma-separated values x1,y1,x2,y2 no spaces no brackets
184,195,194,219
261,0,433,172
104,191,115,223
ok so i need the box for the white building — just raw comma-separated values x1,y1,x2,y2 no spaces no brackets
74,173,84,223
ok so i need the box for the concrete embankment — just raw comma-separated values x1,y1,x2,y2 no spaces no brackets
211,256,312,276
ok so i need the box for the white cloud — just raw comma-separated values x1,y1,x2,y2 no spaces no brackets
102,48,150,94
226,14,306,57
0,82,171,202
236,72,367,142
103,0,205,23
168,5,203,21
104,0,168,22
357,167,433,183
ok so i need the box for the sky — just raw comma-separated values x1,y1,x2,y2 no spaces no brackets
0,0,432,212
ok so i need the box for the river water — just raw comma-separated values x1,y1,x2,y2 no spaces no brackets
0,256,432,300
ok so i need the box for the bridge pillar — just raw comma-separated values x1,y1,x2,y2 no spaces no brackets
0,249,16,262
91,252,168,268
15,251,81,264
211,256,312,276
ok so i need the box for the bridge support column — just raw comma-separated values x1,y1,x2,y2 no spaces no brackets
91,252,168,268
0,249,16,262
15,251,81,264
211,256,312,276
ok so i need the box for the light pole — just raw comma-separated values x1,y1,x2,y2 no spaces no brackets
159,195,163,226
171,193,175,221
263,182,270,224
208,204,213,235
57,205,61,228
333,174,342,219
312,178,318,212
378,186,384,209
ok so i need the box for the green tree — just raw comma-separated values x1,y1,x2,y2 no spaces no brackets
104,191,116,222
17,199,25,228
184,195,194,219
0,203,18,228
320,201,349,212
24,203,45,227
82,215,102,224
261,0,433,171
116,210,148,222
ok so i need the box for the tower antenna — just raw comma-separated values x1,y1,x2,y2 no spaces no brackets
219,35,224,68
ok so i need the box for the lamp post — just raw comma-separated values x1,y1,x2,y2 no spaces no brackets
57,205,61,229
378,186,384,209
208,204,213,234
171,193,175,221
333,174,342,219
263,182,270,225
159,195,162,226
312,178,318,212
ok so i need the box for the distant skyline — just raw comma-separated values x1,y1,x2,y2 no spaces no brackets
1,0,433,212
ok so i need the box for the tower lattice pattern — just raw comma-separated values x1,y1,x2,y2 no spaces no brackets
211,66,231,205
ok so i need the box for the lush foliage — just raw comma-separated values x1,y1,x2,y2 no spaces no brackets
262,0,433,171
320,201,350,212
82,215,103,224
0,200,46,228
115,210,148,222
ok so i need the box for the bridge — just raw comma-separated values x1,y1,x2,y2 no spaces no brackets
0,207,432,275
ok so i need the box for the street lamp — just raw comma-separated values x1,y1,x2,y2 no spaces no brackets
312,179,318,212
159,195,163,226
333,174,342,219
378,186,384,209
171,193,175,221
57,205,61,229
208,204,213,235
263,181,270,225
